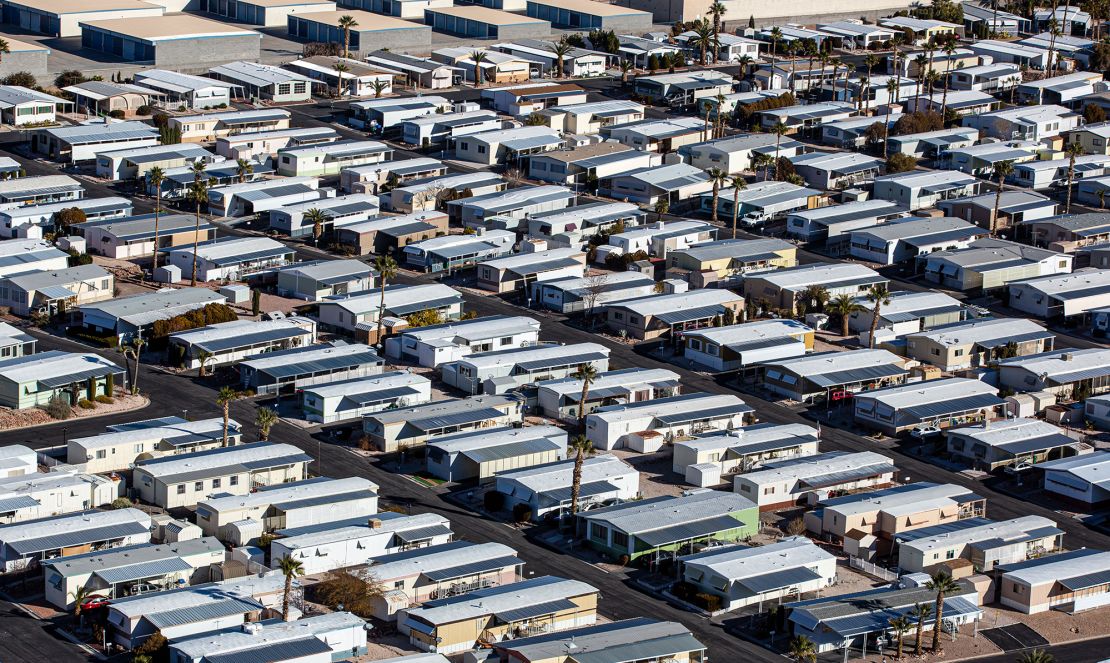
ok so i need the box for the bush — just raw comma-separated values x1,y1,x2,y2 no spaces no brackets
151,303,238,340
511,503,533,523
695,592,722,612
484,490,505,512
2,72,37,88
95,395,114,404
136,105,152,116
784,516,807,536
886,152,918,174
312,570,384,618
109,497,132,509
78,398,96,410
54,70,86,88
892,111,943,136
108,109,126,119
42,395,72,420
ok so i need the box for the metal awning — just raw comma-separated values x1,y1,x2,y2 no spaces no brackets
460,438,561,465
36,285,78,300
996,433,1081,455
739,566,823,594
39,365,120,390
799,463,893,489
421,555,522,582
637,515,747,548
516,351,608,372
495,598,578,624
1058,569,1110,592
388,296,463,316
656,305,725,326
654,403,753,426
95,557,193,585
0,495,39,513
537,480,621,507
807,363,907,388
395,524,453,543
901,393,1005,421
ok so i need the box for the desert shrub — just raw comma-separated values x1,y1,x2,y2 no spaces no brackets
2,72,37,88
78,398,96,410
43,395,72,420
886,152,918,174
108,109,125,119
95,395,114,404
312,570,384,618
136,105,152,116
151,303,238,339
109,497,133,509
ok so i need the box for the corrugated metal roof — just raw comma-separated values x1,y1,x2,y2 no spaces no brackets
653,403,754,426
194,327,305,354
388,296,463,316
572,633,707,663
807,363,907,389
739,567,823,594
0,495,40,513
495,598,579,624
421,555,523,581
412,407,506,431
1056,568,1110,591
38,363,122,389
274,489,374,512
516,351,608,373
460,437,561,465
799,463,893,489
394,523,454,543
725,336,801,353
201,637,332,663
505,257,582,277
145,597,263,629
259,351,381,380
537,480,621,507
96,557,194,585
637,514,748,547
7,520,149,556
656,305,725,325
339,386,422,409
901,393,1005,421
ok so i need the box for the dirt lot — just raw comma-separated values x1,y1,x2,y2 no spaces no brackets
608,447,687,499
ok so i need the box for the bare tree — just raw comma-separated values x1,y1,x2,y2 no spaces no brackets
581,273,610,325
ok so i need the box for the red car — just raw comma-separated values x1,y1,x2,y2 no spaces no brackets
829,390,854,402
80,596,110,612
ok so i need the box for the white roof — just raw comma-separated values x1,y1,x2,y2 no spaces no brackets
765,348,904,376
1039,450,1110,486
172,108,290,125
856,377,998,409
613,289,738,317
581,489,753,531
275,512,448,550
611,220,710,242
998,347,1110,379
170,317,312,345
946,417,1073,448
0,507,151,545
209,61,315,88
875,169,978,189
977,104,1074,125
428,424,565,454
970,39,1048,57
681,536,835,581
1012,268,1110,296
899,515,1060,553
907,317,1045,347
135,442,310,479
368,541,518,580
479,247,582,270
0,350,121,385
682,319,811,344
199,476,376,511
404,577,596,625
458,342,607,371
854,290,962,316
496,453,635,494
591,392,747,424
825,482,974,517
134,69,239,94
321,283,461,316
299,370,427,400
172,612,365,659
677,423,819,454
535,367,678,398
239,342,376,372
398,315,540,345
739,451,894,486
753,262,884,291
70,416,229,450
1003,550,1110,587
608,117,704,138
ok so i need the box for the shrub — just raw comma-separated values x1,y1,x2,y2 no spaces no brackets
2,72,37,88
886,152,918,174
151,303,238,339
43,395,72,420
109,497,132,509
108,109,125,119
695,592,722,611
136,105,152,116
892,111,943,136
54,70,86,88
512,503,533,523
95,395,114,404
313,570,385,618
784,516,807,536
484,490,505,512
78,398,96,410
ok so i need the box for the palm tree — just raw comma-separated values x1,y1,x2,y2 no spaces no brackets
889,615,912,658
123,338,145,396
690,19,715,66
216,386,239,446
801,285,829,313
991,159,1015,236
1046,18,1061,76
707,167,728,223
618,60,635,85
303,208,327,246
772,121,788,166
828,293,862,336
654,197,669,223
940,42,957,117
1064,140,1084,213
371,79,389,98
337,14,359,58
737,54,753,80
914,54,929,98
278,556,304,622
883,78,899,156
709,1,726,62
256,407,278,441
470,50,488,86
927,571,961,653
374,255,398,348
567,434,593,518
195,350,213,377
332,62,349,96
866,283,892,348
235,158,253,184
571,363,598,429
788,635,817,663
769,27,783,75
148,166,165,274
1018,650,1055,663
549,35,574,78
911,602,932,656
925,69,940,97
70,586,94,623
730,174,747,239
185,160,209,287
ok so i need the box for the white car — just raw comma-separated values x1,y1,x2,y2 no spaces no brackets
910,425,941,439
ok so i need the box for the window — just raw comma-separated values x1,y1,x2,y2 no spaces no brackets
500,336,512,346
763,486,776,495
230,476,239,486
177,484,186,495
1013,583,1024,594
590,522,607,540
95,450,106,459
611,531,629,548
134,444,144,453
194,481,203,492
212,478,221,489
946,549,956,559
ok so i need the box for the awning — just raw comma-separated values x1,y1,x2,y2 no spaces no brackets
637,515,747,548
95,557,193,585
495,598,578,624
739,566,823,594
421,555,523,582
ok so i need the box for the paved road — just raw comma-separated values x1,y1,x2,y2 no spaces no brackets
0,599,95,663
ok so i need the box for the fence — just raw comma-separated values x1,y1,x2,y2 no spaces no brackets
850,556,899,582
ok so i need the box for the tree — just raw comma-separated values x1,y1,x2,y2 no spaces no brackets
0,39,9,70
888,615,911,658
470,50,488,86
567,434,593,518
772,121,788,165
940,41,956,117
1018,650,1055,663
769,26,783,74
749,14,755,28
53,207,86,236
195,350,213,377
185,160,209,287
737,54,753,80
801,285,829,312
1046,18,1061,77
866,283,891,348
371,79,389,98
55,70,86,88
828,294,862,336
911,602,932,656
549,35,574,78
337,14,358,58
618,59,634,85
251,288,261,316
216,386,239,446
707,167,728,223
374,255,398,348
256,407,278,441
1085,103,1107,124
332,62,349,97
277,556,304,622
314,570,384,618
688,18,716,66
886,152,917,174
788,635,817,663
653,197,669,223
571,363,598,428
69,586,94,622
730,174,747,239
303,207,327,246
133,630,168,663
884,77,899,156
1064,140,1085,213
991,159,1015,236
2,71,36,88
1100,188,1107,210
123,338,145,395
235,158,253,184
927,571,961,653
148,166,165,274
708,1,726,62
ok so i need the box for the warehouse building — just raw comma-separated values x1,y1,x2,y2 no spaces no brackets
288,9,431,50
524,0,650,30
2,0,164,38
79,15,262,68
424,5,550,39
198,0,336,25
0,38,48,80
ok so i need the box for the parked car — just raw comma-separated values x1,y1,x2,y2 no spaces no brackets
910,424,941,439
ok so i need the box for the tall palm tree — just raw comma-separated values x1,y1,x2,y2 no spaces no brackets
772,121,788,167
1100,188,1106,210
914,54,929,98
883,78,899,156
185,160,209,287
769,27,783,76
571,363,598,428
371,79,389,98
337,14,359,59
925,69,940,97
828,293,862,336
235,158,253,184
889,615,912,658
707,167,728,222
788,635,817,663
927,571,961,653
941,41,957,118
911,602,932,656
332,62,349,96
1064,140,1085,213
730,174,747,239
256,407,278,441
470,50,488,87
303,208,327,246
549,36,574,79
866,283,892,348
70,586,94,622
890,33,905,100
278,556,304,622
991,159,1015,236
1018,650,1055,663
690,19,715,66
618,60,635,85
216,386,238,446
567,434,593,518
709,1,726,62
737,54,753,80
374,255,398,348
148,166,165,274
1046,18,1061,76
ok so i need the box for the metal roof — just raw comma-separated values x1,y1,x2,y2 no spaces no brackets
807,363,908,389
340,386,422,409
202,637,332,663
537,480,621,506
656,305,726,326
460,437,561,465
495,598,579,624
258,350,381,380
504,257,582,277
0,495,40,513
421,555,523,581
145,597,264,629
394,523,454,543
654,403,753,426
901,393,1005,421
516,351,608,373
412,407,507,431
572,633,707,663
8,521,150,555
637,515,748,547
725,336,801,354
193,327,305,354
1058,568,1110,592
274,489,374,512
387,296,463,316
96,557,194,585
799,463,894,489
38,363,122,390
739,567,823,594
